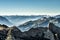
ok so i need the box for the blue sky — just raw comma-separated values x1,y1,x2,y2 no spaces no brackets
0,0,60,16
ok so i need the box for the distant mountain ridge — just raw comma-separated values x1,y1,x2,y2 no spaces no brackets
4,16,43,26
18,16,60,32
0,15,60,27
0,16,13,27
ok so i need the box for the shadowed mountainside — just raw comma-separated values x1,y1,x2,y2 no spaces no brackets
0,23,60,40
0,15,60,40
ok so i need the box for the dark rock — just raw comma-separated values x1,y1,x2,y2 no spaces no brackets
0,29,8,40
0,24,8,28
11,26,22,40
49,23,60,34
44,29,55,40
19,27,50,40
49,23,60,40
1,23,60,40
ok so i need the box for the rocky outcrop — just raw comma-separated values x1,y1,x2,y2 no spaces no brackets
49,23,60,34
49,23,60,40
16,27,49,40
11,26,22,40
0,24,8,40
0,29,8,40
11,23,60,40
0,23,60,40
44,29,55,40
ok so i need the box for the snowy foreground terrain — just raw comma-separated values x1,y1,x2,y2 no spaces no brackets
0,15,60,40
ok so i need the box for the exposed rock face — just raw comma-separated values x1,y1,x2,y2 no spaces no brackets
11,26,22,40
49,23,60,40
11,23,60,40
11,27,50,40
0,24,8,40
49,23,60,34
44,29,55,40
0,29,8,40
0,23,60,40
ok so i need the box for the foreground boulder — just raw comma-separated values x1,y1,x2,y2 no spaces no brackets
0,24,8,40
0,30,8,40
44,29,55,40
49,23,60,40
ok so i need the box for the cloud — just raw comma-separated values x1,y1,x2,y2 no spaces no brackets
0,8,60,16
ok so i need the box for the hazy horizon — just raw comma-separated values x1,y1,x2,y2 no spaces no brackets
0,0,60,16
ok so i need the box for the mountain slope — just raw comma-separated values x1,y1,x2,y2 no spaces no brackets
0,16,13,26
4,16,44,26
18,17,49,32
